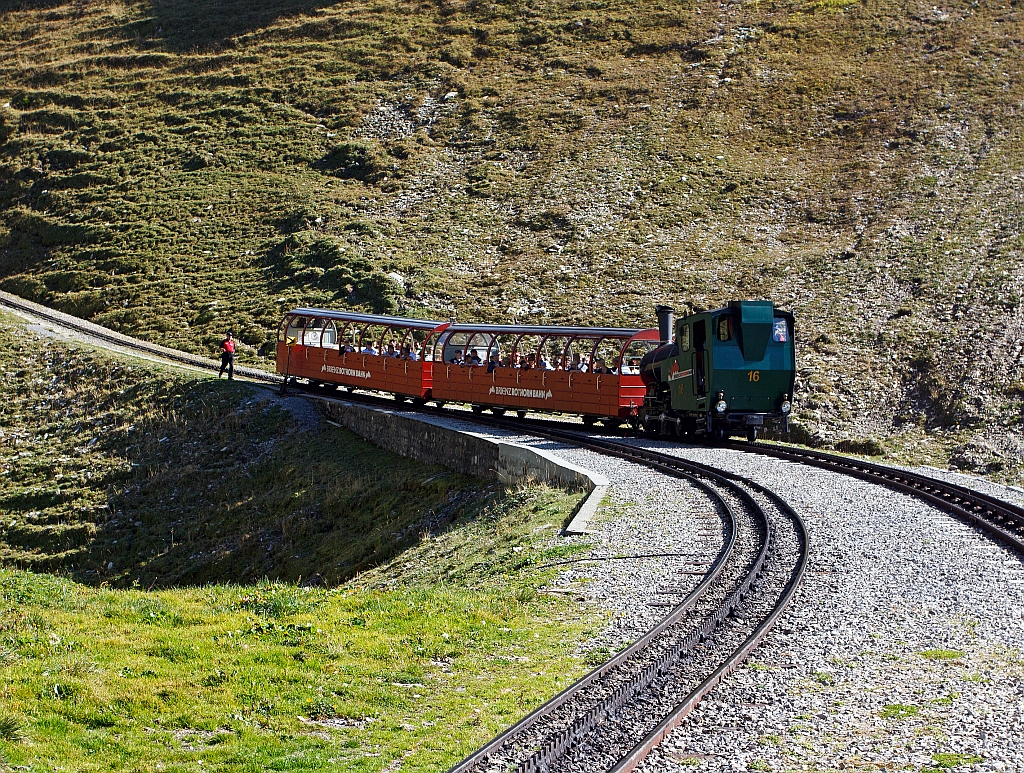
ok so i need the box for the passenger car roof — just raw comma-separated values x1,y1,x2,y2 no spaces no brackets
445,323,652,338
287,308,444,330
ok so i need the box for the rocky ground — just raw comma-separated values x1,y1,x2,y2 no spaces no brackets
630,443,1024,773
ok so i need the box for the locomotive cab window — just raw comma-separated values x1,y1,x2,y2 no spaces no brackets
716,315,732,341
772,319,789,342
677,324,690,352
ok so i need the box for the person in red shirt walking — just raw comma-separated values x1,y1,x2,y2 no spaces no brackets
219,332,236,380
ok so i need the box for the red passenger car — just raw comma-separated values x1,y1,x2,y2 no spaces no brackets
276,309,661,423
428,323,660,422
276,309,445,400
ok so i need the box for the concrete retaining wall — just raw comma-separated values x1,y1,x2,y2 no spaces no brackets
311,397,606,534
314,398,501,480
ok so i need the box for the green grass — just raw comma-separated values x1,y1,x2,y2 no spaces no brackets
919,649,964,661
0,0,1022,477
928,753,984,769
879,703,919,720
0,317,600,771
0,514,598,772
811,670,833,685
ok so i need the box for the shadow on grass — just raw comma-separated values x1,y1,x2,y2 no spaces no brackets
147,0,338,52
0,330,487,590
0,0,66,10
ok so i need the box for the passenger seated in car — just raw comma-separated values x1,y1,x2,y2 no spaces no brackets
449,348,464,364
502,354,513,368
537,353,555,370
385,343,398,358
593,358,610,374
487,353,501,373
567,353,586,372
467,348,482,366
342,342,356,353
361,342,378,355
520,352,535,371
402,343,419,361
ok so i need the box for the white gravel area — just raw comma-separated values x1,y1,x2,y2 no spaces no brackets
612,442,1024,773
402,410,729,655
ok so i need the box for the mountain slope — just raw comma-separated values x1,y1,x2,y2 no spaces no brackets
0,0,1021,474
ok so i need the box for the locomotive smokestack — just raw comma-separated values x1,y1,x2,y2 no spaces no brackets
656,305,675,345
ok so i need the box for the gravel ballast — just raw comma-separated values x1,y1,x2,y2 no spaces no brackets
616,441,1024,773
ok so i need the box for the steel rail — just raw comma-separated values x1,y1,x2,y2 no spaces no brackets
0,290,281,385
444,461,746,773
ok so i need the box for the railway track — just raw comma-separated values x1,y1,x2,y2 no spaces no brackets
0,289,281,384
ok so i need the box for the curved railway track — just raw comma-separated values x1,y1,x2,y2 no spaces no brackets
5,290,1023,767
441,425,809,773
718,440,1024,554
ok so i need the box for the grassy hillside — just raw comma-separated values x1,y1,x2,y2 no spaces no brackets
0,314,600,771
0,0,1021,474
0,313,500,586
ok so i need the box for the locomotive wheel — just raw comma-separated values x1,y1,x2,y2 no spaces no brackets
747,427,758,443
582,415,597,428
517,410,527,419
434,401,446,408
394,393,407,403
412,397,426,407
471,404,484,414
492,407,507,416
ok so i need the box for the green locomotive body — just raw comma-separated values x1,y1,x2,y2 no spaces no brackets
639,301,795,441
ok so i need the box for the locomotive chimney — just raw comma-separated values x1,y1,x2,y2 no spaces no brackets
656,305,675,345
